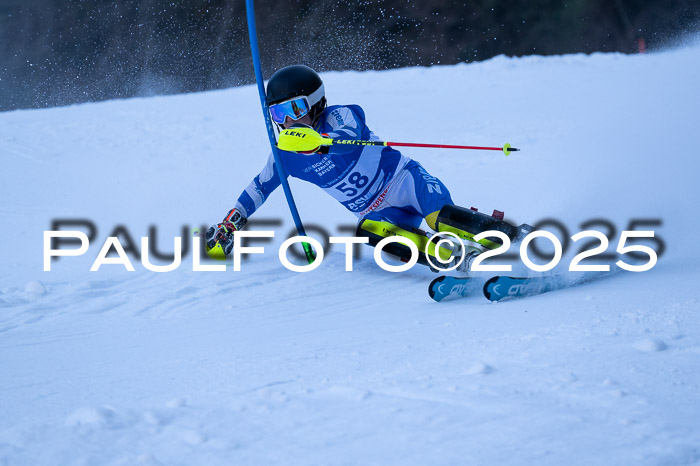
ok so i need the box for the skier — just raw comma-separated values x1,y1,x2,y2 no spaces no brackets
206,65,528,271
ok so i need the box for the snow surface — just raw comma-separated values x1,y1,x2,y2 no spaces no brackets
1,43,700,465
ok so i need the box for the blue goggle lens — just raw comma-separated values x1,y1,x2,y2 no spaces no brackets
269,97,310,124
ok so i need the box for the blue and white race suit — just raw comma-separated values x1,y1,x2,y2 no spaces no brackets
235,104,453,230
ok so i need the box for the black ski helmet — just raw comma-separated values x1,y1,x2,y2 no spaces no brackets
266,65,326,125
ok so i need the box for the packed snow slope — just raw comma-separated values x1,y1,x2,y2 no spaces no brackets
1,43,700,465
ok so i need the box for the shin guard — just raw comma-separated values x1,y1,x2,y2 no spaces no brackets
435,204,533,250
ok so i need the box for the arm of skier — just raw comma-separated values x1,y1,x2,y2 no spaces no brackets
322,106,367,154
276,106,368,155
232,152,284,220
205,153,283,255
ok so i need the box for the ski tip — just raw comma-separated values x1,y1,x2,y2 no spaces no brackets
429,275,473,302
483,276,499,301
428,275,447,301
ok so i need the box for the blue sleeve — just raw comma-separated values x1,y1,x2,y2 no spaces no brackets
234,152,284,218
321,105,372,154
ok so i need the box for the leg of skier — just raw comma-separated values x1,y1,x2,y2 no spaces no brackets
357,160,534,272
357,160,481,272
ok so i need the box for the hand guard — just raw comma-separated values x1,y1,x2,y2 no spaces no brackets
277,125,332,154
205,208,247,259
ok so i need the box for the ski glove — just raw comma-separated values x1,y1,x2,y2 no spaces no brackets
205,208,247,259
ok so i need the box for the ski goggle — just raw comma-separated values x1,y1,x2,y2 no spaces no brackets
269,96,310,125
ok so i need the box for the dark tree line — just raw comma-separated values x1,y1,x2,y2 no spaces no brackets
1,0,697,111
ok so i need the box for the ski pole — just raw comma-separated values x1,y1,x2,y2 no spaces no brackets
278,127,520,155
335,140,519,155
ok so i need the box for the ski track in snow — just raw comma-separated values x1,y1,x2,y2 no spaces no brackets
1,44,700,464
